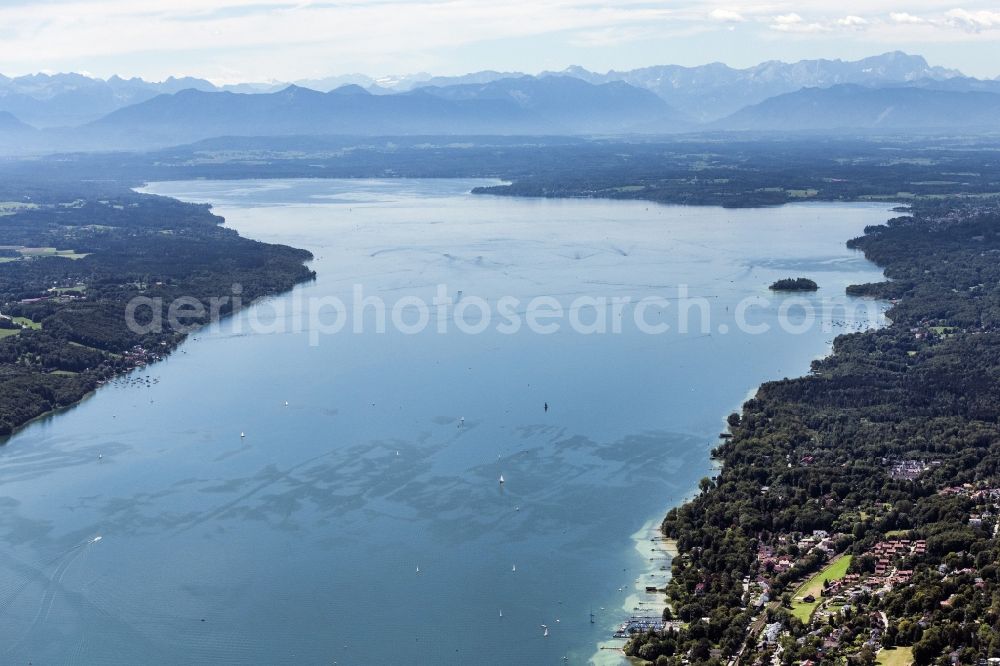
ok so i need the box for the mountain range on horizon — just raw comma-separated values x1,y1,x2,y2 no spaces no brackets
0,52,978,127
2,51,1000,153
76,77,688,147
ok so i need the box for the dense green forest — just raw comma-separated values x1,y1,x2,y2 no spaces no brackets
0,181,313,436
624,196,1000,664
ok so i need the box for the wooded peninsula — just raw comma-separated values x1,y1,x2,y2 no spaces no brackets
0,179,313,436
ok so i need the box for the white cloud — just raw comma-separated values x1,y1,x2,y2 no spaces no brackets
0,1,676,67
889,12,925,24
772,12,803,25
1,1,999,80
709,8,745,22
837,15,868,27
945,8,1000,31
769,12,831,32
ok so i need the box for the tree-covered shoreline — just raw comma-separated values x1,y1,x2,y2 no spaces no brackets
0,180,314,437
625,197,1000,664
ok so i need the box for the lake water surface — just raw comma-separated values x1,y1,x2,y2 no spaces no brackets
0,179,891,664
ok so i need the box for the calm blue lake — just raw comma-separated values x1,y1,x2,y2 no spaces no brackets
0,179,891,664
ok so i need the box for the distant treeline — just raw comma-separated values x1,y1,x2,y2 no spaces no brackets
6,135,1000,209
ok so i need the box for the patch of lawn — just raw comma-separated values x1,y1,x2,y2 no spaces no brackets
51,285,87,294
0,202,37,215
790,555,853,623
13,317,41,330
876,646,913,666
18,247,89,260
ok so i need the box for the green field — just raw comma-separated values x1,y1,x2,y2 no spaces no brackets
0,329,20,339
877,646,913,666
12,317,41,330
51,285,87,294
0,202,38,215
791,554,853,623
20,247,90,260
0,246,89,261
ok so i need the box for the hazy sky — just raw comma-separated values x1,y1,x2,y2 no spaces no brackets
1,1,998,82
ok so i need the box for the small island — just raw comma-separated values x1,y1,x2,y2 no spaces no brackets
769,277,818,292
